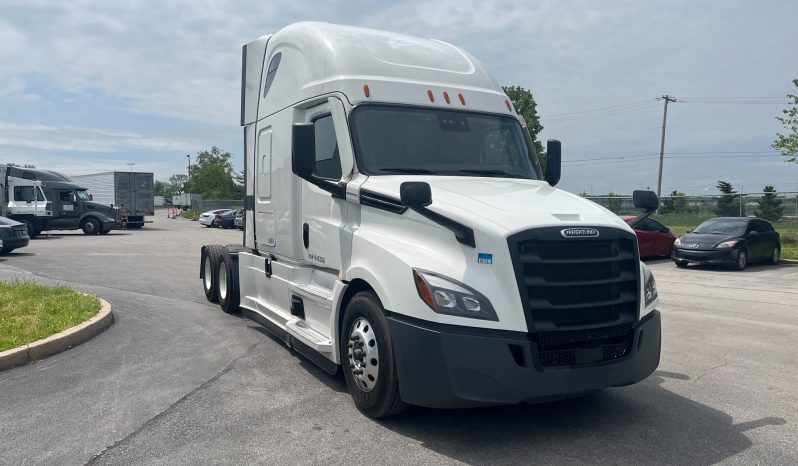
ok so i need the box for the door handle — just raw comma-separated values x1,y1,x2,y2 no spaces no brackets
302,223,309,249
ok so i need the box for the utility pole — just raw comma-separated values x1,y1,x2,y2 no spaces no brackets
656,95,678,197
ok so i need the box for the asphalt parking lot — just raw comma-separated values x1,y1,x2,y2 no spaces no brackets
1,211,796,465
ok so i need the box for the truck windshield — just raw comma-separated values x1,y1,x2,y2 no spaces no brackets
351,105,540,179
76,190,90,201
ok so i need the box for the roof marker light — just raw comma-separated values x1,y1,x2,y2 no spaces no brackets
427,90,435,102
363,84,370,98
505,99,513,112
458,93,466,105
443,91,451,104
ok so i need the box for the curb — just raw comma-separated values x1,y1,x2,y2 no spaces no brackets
0,296,113,372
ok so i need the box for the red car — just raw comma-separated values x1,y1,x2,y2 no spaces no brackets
621,216,678,258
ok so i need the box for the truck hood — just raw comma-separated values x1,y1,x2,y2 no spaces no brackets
360,176,631,235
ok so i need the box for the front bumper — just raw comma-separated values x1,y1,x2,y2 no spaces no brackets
388,311,661,409
102,219,121,230
672,247,739,264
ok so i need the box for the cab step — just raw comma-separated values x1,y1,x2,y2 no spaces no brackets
286,318,332,353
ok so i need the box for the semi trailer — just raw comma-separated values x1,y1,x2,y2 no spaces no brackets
72,171,154,229
199,22,662,418
0,165,119,237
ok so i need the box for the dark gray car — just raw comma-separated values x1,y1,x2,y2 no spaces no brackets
0,216,30,254
672,217,780,270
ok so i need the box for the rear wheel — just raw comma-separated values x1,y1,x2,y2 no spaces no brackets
81,218,100,235
20,219,39,239
341,291,407,418
217,250,240,314
675,260,688,268
735,249,747,271
770,245,780,265
202,245,223,302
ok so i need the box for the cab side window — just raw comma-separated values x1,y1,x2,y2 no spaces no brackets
59,191,73,202
313,115,342,180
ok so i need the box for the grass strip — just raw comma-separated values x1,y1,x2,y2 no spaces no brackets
0,280,101,352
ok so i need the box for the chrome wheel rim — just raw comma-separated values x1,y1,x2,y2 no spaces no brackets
218,261,227,300
347,318,379,392
738,251,746,269
203,256,212,291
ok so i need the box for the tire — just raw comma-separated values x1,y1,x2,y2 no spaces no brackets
675,260,688,268
735,249,747,271
217,250,240,314
201,244,223,303
81,217,100,235
340,291,407,418
20,219,39,239
770,245,780,265
1,247,14,254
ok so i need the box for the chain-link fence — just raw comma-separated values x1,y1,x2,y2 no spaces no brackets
190,199,244,212
585,192,798,228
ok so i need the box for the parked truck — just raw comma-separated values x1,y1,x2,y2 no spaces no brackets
172,193,202,210
0,165,119,237
72,171,154,229
199,23,662,418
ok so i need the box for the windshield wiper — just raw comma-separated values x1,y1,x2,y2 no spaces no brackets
378,167,434,174
458,169,527,179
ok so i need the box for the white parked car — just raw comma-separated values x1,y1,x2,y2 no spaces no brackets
199,209,232,227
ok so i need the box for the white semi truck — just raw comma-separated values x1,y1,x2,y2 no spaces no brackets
200,22,661,418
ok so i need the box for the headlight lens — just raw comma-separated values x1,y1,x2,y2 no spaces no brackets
673,237,682,247
412,269,498,321
644,271,658,308
715,240,739,249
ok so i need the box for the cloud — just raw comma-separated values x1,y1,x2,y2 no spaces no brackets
0,121,201,153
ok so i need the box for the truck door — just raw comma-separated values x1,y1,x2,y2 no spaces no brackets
299,97,354,273
52,190,78,227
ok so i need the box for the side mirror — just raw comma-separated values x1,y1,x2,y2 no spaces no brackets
544,140,561,187
686,229,692,234
292,123,315,179
633,190,659,211
749,230,759,236
400,182,432,207
89,194,93,201
69,193,77,203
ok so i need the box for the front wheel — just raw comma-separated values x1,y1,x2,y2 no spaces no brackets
770,246,780,265
341,291,407,418
20,219,39,239
675,260,688,268
735,249,747,271
82,218,100,235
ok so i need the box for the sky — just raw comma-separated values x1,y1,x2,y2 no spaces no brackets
1,0,796,195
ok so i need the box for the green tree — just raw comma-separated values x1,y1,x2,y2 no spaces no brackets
660,190,689,214
168,174,188,195
755,186,784,222
186,146,237,199
154,180,171,197
715,181,740,216
503,85,546,172
772,79,798,163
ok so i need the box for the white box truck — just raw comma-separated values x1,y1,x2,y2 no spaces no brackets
72,171,154,229
200,22,661,418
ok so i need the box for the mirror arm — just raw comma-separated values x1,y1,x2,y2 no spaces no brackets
626,207,656,230
406,205,475,247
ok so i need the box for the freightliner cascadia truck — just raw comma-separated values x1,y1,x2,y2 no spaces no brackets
200,22,661,418
0,165,120,237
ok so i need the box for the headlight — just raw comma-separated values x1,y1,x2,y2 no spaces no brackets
715,240,739,249
641,263,659,318
644,271,658,308
412,269,498,321
673,237,682,247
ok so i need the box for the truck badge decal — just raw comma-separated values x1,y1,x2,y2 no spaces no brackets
561,228,599,238
477,253,493,264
